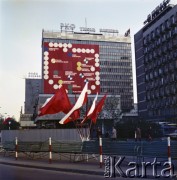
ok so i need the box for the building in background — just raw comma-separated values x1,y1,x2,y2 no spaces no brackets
20,73,42,128
25,76,42,114
135,0,177,123
22,24,134,129
41,25,133,112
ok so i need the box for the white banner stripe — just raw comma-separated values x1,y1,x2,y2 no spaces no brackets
59,82,88,124
81,93,98,124
87,93,98,116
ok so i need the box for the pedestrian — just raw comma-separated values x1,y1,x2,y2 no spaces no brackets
91,128,97,139
111,127,117,140
97,127,102,138
147,126,152,141
135,127,141,141
105,131,110,138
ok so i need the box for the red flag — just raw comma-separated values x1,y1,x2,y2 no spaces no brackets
38,86,72,116
62,109,80,124
59,82,88,124
62,94,81,124
87,94,107,124
81,93,98,124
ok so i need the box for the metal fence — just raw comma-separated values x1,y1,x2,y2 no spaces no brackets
1,129,81,143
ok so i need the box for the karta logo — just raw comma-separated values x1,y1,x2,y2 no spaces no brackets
104,156,176,178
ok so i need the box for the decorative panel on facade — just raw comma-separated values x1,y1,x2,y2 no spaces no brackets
43,42,100,94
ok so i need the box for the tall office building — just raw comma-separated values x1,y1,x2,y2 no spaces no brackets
25,77,42,114
135,0,177,121
20,75,42,128
41,26,133,112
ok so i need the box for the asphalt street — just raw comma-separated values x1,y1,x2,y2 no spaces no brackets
0,164,132,180
1,163,175,180
0,164,103,180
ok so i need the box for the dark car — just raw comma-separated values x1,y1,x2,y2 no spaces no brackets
167,130,177,140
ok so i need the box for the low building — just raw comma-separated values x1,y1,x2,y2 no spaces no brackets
20,114,36,129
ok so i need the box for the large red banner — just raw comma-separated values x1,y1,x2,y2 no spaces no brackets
43,42,100,94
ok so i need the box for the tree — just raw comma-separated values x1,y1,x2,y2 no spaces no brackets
99,95,122,125
2,117,20,130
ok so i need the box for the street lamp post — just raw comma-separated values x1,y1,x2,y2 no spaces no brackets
9,121,11,130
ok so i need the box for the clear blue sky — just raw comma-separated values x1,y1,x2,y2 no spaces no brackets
0,0,166,120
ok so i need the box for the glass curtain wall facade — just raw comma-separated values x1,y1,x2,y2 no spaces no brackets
42,31,133,112
135,3,177,121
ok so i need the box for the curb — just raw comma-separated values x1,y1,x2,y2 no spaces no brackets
0,161,103,176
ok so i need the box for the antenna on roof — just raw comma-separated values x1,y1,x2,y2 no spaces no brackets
85,18,87,28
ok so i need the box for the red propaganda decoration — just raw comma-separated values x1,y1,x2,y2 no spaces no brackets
38,85,80,120
43,42,100,94
82,94,107,124
39,85,72,116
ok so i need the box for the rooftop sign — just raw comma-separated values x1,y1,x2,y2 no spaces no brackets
60,23,75,32
28,72,41,79
80,27,96,32
144,0,170,25
99,28,119,34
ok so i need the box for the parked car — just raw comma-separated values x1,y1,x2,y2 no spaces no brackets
166,130,177,140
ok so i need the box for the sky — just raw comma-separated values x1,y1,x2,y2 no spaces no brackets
0,0,169,121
